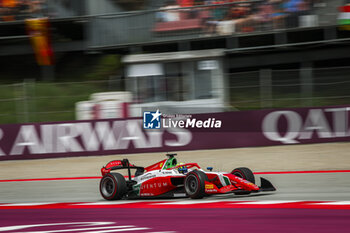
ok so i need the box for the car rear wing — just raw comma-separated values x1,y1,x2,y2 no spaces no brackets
101,159,144,181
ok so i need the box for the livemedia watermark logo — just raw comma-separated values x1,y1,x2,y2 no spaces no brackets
143,109,222,129
143,110,162,129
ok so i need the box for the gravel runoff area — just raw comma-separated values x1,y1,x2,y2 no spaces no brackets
0,142,349,180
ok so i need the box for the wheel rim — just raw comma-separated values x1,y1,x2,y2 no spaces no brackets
185,175,198,195
101,176,115,197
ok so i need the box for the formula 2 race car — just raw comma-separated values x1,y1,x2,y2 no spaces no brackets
99,153,276,200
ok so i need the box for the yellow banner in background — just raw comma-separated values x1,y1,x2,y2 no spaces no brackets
25,18,54,66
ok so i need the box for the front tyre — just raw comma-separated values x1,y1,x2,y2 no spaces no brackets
100,173,127,200
184,170,207,199
231,167,255,195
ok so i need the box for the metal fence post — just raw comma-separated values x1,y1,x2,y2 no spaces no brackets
14,83,21,123
14,82,29,123
300,62,313,107
27,79,36,122
260,69,272,108
22,80,29,123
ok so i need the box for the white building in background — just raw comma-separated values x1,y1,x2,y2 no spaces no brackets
123,49,229,117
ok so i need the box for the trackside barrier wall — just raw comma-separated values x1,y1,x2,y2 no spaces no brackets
0,105,349,160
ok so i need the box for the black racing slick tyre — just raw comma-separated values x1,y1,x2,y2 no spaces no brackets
231,167,255,195
100,173,127,200
184,170,207,199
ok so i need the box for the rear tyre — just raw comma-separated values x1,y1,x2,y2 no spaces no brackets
184,170,207,199
231,167,255,195
100,173,127,200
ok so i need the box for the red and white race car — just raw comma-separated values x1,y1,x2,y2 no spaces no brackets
99,153,276,200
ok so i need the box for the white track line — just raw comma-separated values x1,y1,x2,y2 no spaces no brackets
3,200,350,207
0,202,56,206
311,201,350,205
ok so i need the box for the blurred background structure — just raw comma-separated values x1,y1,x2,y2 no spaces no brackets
0,0,350,123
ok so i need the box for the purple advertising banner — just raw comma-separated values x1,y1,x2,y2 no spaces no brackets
0,105,349,160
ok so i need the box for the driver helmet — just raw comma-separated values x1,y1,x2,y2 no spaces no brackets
177,163,188,174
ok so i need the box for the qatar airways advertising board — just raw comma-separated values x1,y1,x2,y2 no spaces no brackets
0,105,349,160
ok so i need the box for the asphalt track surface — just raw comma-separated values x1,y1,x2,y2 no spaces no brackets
1,172,350,203
1,172,350,233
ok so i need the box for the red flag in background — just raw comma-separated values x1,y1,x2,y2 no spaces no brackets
25,18,54,66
